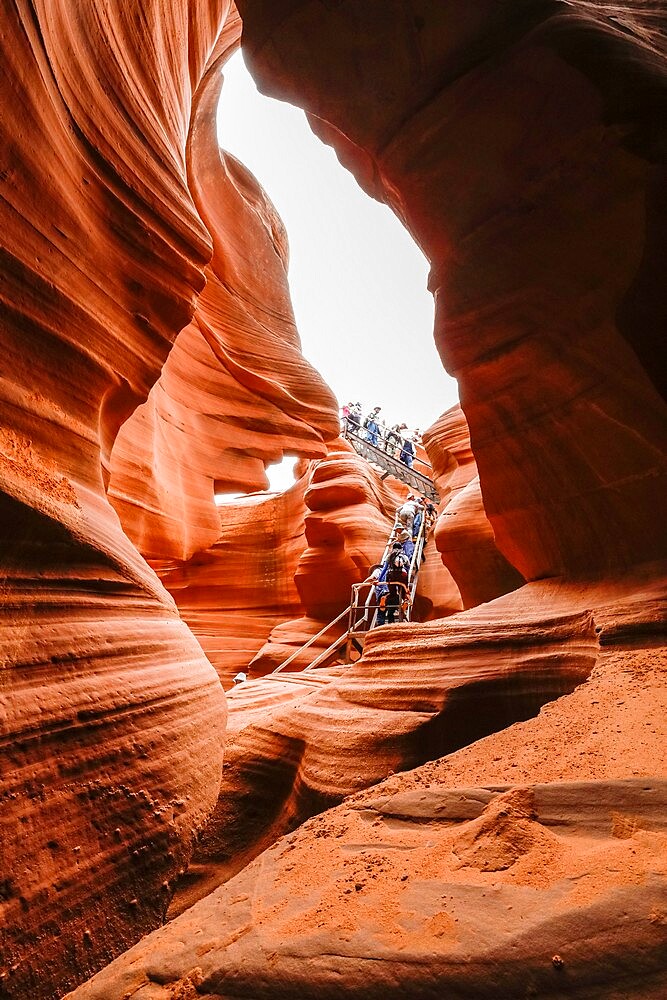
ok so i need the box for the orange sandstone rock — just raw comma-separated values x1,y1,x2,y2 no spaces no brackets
424,406,525,608
238,0,667,581
66,771,667,999
154,480,308,688
0,5,238,997
67,584,667,1000
4,2,667,999
108,31,339,561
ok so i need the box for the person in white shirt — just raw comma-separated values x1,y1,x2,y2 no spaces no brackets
397,496,418,535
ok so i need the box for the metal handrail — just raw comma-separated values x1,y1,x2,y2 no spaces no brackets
408,515,426,586
278,577,414,679
349,578,412,632
272,604,351,673
342,423,438,501
269,506,433,676
343,420,432,475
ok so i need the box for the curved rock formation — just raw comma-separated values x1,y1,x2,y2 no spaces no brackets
424,406,525,608
108,25,339,561
154,478,308,688
4,2,667,999
197,0,667,907
237,0,667,580
187,579,611,877
0,5,244,997
66,644,667,999
178,443,457,904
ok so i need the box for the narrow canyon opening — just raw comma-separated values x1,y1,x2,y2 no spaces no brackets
1,5,665,1000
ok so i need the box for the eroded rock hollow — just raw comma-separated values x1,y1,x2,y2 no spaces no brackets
1,2,665,999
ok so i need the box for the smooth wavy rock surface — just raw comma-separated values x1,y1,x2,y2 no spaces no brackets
185,577,637,873
5,1,667,998
154,479,308,688
0,4,239,997
237,0,667,581
181,557,665,880
67,630,667,999
108,30,340,562
424,406,525,608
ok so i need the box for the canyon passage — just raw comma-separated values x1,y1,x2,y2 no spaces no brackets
1,3,666,999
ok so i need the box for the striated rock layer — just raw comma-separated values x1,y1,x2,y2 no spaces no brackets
107,18,339,562
4,2,667,998
197,9,667,987
237,0,667,580
67,644,667,998
0,4,238,997
424,405,525,609
0,3,338,999
189,575,648,874
155,478,308,688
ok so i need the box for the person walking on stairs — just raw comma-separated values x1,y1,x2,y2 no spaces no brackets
363,406,381,446
386,422,407,457
397,495,418,535
366,561,389,626
348,402,362,433
400,434,416,468
397,527,415,562
386,544,409,624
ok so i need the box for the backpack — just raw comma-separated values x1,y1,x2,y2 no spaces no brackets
389,552,409,573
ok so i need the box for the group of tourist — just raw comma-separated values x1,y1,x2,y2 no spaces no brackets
367,495,438,625
341,402,422,469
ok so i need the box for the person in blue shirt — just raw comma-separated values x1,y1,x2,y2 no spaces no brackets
397,528,415,562
363,406,381,446
413,498,425,538
369,561,389,625
400,435,415,467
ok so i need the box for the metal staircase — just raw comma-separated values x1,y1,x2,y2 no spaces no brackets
268,507,431,678
342,422,439,501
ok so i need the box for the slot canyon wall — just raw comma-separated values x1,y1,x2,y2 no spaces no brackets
1,5,232,997
152,438,455,689
0,2,342,997
424,404,526,609
0,2,665,1000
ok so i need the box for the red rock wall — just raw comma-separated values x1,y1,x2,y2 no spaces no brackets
4,3,667,999
108,29,340,561
1,6,349,994
155,478,308,688
424,405,525,608
128,10,665,990
237,0,667,581
0,4,238,997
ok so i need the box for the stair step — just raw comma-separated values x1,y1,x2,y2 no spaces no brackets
343,428,439,501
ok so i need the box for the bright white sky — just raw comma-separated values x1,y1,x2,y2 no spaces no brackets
216,50,459,493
